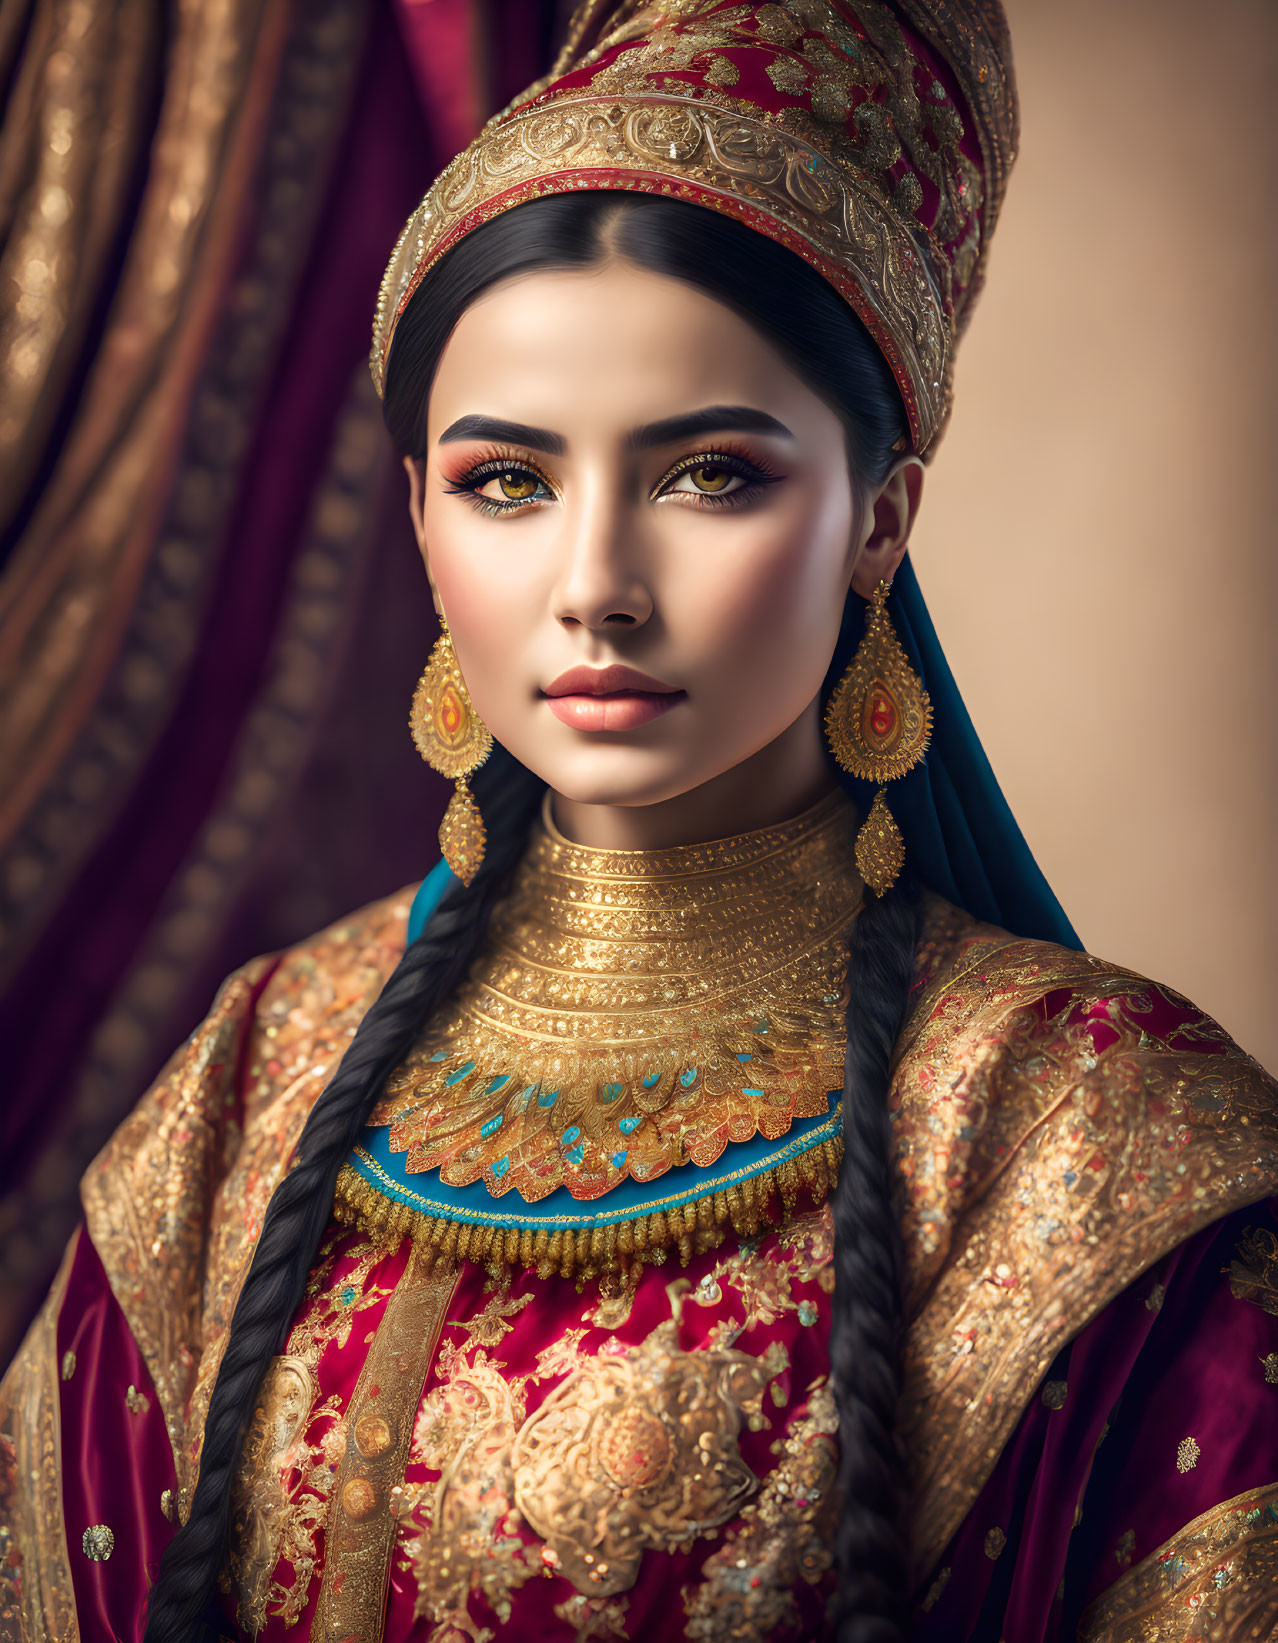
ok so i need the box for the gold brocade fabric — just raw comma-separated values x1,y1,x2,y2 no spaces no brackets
369,790,860,1203
1077,1482,1278,1641
64,874,1278,1592
371,0,1019,453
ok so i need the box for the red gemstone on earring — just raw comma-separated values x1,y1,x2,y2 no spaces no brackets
437,685,464,743
869,688,896,741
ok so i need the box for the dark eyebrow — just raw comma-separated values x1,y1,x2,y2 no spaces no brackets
627,406,795,449
437,414,565,454
436,405,793,456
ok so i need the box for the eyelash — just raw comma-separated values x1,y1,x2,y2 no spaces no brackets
441,442,782,517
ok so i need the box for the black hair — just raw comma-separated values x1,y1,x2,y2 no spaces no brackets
145,192,920,1642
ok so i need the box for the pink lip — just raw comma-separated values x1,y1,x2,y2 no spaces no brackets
542,664,685,733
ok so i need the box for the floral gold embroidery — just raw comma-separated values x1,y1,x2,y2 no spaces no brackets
81,1524,114,1561
1176,1436,1201,1473
984,1526,1006,1559
224,1354,319,1631
1040,1379,1068,1410
224,1231,418,1630
1263,1352,1278,1386
1145,1281,1166,1312
534,1327,591,1381
513,1312,787,1596
288,1230,396,1365
1228,1225,1278,1316
690,1206,834,1334
448,1281,535,1349
0,1233,78,1638
893,905,1278,1576
407,1344,539,1637
682,1378,837,1640
1114,1528,1135,1568
585,1281,636,1331
59,1351,75,1381
125,1383,150,1415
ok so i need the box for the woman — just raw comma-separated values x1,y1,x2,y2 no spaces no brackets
3,3,1276,1640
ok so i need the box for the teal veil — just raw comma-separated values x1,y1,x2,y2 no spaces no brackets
843,556,1080,949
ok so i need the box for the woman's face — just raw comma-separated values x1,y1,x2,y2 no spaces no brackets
410,258,915,839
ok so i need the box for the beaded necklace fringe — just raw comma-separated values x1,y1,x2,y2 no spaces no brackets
334,1133,842,1285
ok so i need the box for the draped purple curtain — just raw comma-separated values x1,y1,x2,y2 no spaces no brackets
0,0,565,1368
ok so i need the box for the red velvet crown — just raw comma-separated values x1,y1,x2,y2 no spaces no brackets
372,0,1017,454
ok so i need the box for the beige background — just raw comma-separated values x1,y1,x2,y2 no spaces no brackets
913,0,1277,1069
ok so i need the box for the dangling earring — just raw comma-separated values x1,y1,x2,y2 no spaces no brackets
824,578,932,896
409,617,493,886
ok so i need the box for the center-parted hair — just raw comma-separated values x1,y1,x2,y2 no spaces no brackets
145,191,922,1642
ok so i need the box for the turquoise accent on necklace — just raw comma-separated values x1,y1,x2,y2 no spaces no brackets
347,1088,840,1235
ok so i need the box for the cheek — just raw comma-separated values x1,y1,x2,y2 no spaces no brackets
675,487,852,667
420,498,546,683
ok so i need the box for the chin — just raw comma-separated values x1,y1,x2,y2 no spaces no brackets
519,741,725,810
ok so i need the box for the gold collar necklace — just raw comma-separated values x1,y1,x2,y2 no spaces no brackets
367,787,862,1207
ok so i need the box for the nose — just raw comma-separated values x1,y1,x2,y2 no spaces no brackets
551,481,654,632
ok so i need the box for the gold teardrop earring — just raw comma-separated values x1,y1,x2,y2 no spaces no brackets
409,616,493,886
824,578,932,895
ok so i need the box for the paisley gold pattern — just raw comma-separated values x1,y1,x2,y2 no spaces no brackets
1078,1482,1278,1642
512,1308,788,1594
371,789,860,1202
372,0,1019,452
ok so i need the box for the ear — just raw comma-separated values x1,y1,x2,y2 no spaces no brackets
404,455,428,555
849,456,925,599
403,456,442,613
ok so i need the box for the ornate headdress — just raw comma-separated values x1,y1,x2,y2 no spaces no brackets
370,0,1017,454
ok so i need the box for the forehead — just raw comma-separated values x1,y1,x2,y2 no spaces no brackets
426,261,821,437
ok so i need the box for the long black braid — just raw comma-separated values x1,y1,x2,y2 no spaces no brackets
145,191,923,1640
143,750,544,1642
831,880,921,1638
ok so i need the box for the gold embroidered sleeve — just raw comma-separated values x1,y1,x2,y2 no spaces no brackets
0,1233,79,1642
79,886,412,1506
889,911,1278,1575
1077,1483,1278,1641
79,958,274,1482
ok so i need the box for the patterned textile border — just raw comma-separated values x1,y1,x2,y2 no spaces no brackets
1077,1481,1278,1641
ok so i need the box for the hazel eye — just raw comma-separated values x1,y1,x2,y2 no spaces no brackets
668,463,741,497
444,456,555,514
496,470,539,501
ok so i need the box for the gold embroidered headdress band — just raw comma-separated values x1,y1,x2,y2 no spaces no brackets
370,0,1017,455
